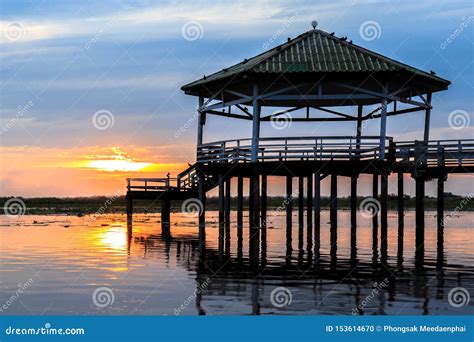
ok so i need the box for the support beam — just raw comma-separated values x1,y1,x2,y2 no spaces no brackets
356,105,363,155
224,179,231,227
372,174,379,252
330,174,337,249
249,169,260,259
224,178,231,256
261,175,267,227
380,172,388,257
251,83,260,162
126,195,133,220
161,198,171,239
350,175,358,251
423,92,432,142
397,172,404,263
314,173,321,259
237,176,244,259
379,87,388,160
437,175,445,266
306,175,313,251
218,174,225,256
197,97,205,147
415,177,425,259
198,173,206,255
298,176,304,250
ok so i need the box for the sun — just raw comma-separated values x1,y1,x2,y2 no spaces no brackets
88,159,151,172
86,147,152,172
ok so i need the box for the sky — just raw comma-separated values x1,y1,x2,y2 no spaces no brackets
0,0,473,197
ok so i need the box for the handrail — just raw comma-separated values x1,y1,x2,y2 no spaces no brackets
197,136,393,163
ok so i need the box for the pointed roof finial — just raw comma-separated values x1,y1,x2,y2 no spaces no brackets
311,21,318,29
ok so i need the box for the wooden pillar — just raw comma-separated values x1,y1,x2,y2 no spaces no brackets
161,197,171,239
350,175,357,255
260,175,267,260
224,178,231,256
397,171,404,262
437,146,446,265
356,105,363,154
198,173,206,255
251,83,260,162
330,174,337,253
126,195,133,219
437,176,445,249
314,173,321,259
423,92,432,142
218,174,225,256
298,176,304,250
237,176,244,259
372,174,379,251
379,87,388,160
380,171,388,257
415,177,425,258
286,175,293,254
330,174,337,228
249,169,260,258
306,174,313,251
197,96,205,147
261,175,267,228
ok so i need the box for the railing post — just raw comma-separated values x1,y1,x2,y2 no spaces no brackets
458,140,462,166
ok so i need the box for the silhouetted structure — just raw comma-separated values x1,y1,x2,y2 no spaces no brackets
126,26,473,264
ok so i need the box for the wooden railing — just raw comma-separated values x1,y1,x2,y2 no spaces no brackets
395,139,474,167
127,177,178,191
127,164,210,192
197,136,393,163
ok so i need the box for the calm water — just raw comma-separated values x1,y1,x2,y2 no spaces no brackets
0,210,473,315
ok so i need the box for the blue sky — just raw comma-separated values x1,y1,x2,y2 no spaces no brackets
0,0,473,196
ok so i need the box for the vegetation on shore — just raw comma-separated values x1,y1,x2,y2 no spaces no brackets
1,193,472,215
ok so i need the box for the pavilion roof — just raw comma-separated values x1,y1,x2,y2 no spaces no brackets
181,28,450,100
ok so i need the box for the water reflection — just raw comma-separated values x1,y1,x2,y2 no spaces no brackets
0,211,473,315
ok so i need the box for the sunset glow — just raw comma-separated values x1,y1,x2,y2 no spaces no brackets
87,159,152,172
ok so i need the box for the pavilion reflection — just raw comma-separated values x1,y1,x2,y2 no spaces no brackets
126,218,472,316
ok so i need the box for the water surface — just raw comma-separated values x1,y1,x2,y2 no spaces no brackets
0,210,473,315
